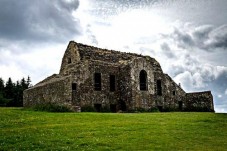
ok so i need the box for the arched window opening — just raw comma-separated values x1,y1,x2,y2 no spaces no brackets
157,80,162,96
140,70,147,91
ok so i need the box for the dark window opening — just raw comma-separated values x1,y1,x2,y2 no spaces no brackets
68,58,71,64
157,80,162,96
157,106,163,112
140,70,147,91
173,91,176,96
94,73,101,91
72,83,77,91
109,75,116,92
110,104,117,113
118,99,127,111
178,101,183,111
94,104,102,112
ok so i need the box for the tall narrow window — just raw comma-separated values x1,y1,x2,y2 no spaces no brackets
109,75,116,92
140,70,147,91
68,58,71,64
94,73,101,91
178,101,183,110
72,83,77,91
157,80,162,96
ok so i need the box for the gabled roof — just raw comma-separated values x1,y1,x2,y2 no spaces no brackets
72,41,145,63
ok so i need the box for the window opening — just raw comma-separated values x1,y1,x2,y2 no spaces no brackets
173,90,176,96
157,80,162,96
110,104,117,113
157,106,163,112
140,70,147,91
109,75,116,92
94,73,101,91
118,99,126,111
178,101,183,111
72,83,77,91
68,58,71,64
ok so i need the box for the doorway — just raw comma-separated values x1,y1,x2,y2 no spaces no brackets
94,104,102,112
110,104,117,113
118,99,126,111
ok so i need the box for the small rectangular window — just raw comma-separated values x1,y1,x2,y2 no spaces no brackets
68,58,71,64
72,83,77,91
178,101,183,110
109,75,116,92
173,91,176,96
94,73,101,91
157,80,162,96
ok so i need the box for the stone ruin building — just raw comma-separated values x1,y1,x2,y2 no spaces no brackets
23,41,214,112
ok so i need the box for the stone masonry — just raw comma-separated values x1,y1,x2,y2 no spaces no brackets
23,41,214,112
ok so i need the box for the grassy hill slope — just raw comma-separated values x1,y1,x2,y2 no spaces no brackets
0,108,227,150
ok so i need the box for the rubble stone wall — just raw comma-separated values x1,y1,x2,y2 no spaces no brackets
161,74,186,111
130,57,155,110
76,42,142,63
74,61,121,111
23,77,71,107
184,91,214,111
23,41,214,112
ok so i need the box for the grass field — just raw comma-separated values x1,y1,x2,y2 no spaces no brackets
0,108,227,151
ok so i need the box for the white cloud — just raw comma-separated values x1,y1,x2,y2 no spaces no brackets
174,71,193,91
0,43,65,84
218,95,222,98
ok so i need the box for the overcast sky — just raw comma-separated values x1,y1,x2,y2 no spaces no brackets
0,0,227,113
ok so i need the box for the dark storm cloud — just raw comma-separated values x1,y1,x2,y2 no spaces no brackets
192,25,227,50
0,0,80,42
164,24,227,52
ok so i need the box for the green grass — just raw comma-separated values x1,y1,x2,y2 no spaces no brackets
0,108,227,151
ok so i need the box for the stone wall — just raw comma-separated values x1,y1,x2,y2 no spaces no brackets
76,42,142,63
130,57,155,110
23,76,71,107
74,60,121,111
60,41,81,74
23,41,214,112
184,91,214,111
161,74,186,111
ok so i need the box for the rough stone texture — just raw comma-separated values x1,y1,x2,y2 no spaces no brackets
23,41,214,112
184,91,214,111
